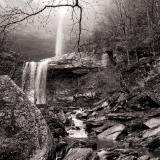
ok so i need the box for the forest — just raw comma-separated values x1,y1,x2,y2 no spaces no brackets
1,0,160,160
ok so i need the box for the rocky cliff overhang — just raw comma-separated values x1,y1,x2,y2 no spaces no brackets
48,52,103,76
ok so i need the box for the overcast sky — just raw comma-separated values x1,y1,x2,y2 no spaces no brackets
0,0,111,39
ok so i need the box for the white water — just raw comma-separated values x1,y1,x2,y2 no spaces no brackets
22,59,51,104
35,59,50,104
22,6,67,104
55,8,67,57
29,62,37,102
22,62,37,103
67,109,88,138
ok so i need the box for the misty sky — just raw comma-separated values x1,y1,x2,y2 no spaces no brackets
0,0,111,39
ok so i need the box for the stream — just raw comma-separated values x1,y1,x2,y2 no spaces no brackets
67,109,88,139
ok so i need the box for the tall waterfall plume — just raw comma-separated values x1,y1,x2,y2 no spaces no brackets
35,59,50,104
22,5,68,104
55,8,67,57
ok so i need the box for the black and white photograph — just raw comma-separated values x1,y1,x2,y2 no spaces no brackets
0,0,160,159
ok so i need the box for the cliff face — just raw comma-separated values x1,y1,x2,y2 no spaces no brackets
46,52,120,109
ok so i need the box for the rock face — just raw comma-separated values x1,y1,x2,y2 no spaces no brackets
143,126,160,138
63,148,93,160
44,52,120,110
46,53,102,108
0,75,54,160
145,118,160,128
98,124,125,141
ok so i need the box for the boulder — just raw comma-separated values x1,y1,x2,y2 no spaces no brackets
97,150,115,160
127,93,160,111
76,112,88,120
85,117,106,133
129,120,149,132
143,126,160,138
63,148,93,160
147,137,160,150
0,75,54,160
44,115,68,139
106,113,136,121
145,118,160,129
98,124,125,141
138,155,150,160
57,109,66,123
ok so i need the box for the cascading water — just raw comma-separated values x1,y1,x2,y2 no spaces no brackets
22,59,51,104
22,62,37,103
67,109,88,138
22,6,67,104
35,59,50,104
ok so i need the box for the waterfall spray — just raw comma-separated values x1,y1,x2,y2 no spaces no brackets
35,59,50,104
55,8,67,57
22,62,37,103
22,6,68,104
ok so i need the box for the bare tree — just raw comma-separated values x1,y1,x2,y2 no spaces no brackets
0,0,83,51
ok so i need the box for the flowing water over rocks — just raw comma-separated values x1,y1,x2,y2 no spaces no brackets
20,48,160,160
22,59,51,104
67,109,88,138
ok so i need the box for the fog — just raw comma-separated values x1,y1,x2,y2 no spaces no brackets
0,0,111,60
0,0,111,38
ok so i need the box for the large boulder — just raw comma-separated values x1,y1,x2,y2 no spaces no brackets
0,75,54,160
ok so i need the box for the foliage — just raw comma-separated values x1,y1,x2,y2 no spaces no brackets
82,0,160,63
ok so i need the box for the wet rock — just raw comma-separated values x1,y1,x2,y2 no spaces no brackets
92,105,105,112
147,137,160,150
150,158,160,160
127,93,160,111
93,121,116,134
85,118,105,133
77,139,97,150
138,155,150,160
97,150,118,160
57,109,66,123
98,124,125,141
145,118,160,129
106,113,136,121
44,115,68,139
118,155,137,160
55,141,68,160
117,93,128,103
129,120,149,132
0,75,54,160
143,126,160,138
76,112,88,120
63,148,93,160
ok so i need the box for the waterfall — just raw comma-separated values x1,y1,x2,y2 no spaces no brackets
35,59,50,104
22,62,29,90
22,59,51,104
22,7,67,104
22,62,37,103
55,8,67,57
29,62,37,102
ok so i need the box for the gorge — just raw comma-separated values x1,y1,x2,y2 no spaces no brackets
2,0,160,160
